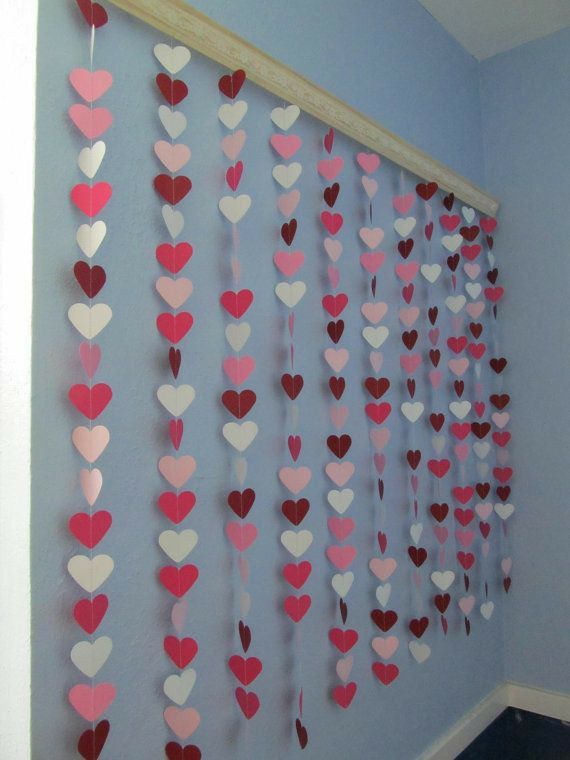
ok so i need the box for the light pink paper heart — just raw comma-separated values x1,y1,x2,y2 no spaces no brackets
274,250,304,276
429,370,442,389
80,468,102,506
482,541,490,558
226,521,258,552
369,428,390,451
158,455,196,488
279,466,312,495
154,141,191,173
361,302,388,324
360,251,385,274
69,68,113,103
458,595,475,616
336,655,353,682
429,328,440,346
359,227,384,249
79,342,101,378
328,517,355,541
398,307,419,327
326,544,357,570
329,405,348,429
324,237,343,261
171,599,189,633
369,557,397,581
356,152,380,174
370,351,383,373
433,526,448,544
277,189,301,217
156,276,193,309
393,193,415,214
454,443,469,461
270,134,302,159
464,263,481,280
497,449,509,465
328,266,340,289
475,502,493,520
362,176,378,199
325,461,355,487
451,316,463,333
400,354,421,373
221,130,246,161
163,706,201,740
395,261,419,282
68,683,116,721
324,348,349,373
238,555,249,583
317,156,344,181
466,301,485,319
223,356,255,385
372,636,399,660
501,557,512,575
448,358,469,376
72,425,110,463
374,454,385,475
69,104,113,139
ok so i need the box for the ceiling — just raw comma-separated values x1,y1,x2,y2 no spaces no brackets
417,0,570,60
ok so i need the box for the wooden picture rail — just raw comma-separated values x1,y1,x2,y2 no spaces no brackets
109,0,500,215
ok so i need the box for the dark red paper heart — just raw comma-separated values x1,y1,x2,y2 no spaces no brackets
218,69,246,99
295,719,308,749
397,239,414,259
281,373,303,400
76,0,108,28
430,413,445,432
77,720,110,760
327,434,351,459
409,616,429,638
324,183,340,207
364,377,389,399
74,261,106,298
460,225,480,242
327,319,344,343
429,349,441,367
402,330,418,350
154,174,192,205
430,502,449,523
281,219,297,246
227,489,256,519
329,376,345,400
416,181,438,201
165,743,201,760
370,609,397,632
408,546,427,568
238,620,251,653
434,593,450,614
377,531,387,554
156,73,188,105
406,449,421,470
282,499,310,526
447,253,460,272
221,390,256,419
443,192,455,211
428,306,438,325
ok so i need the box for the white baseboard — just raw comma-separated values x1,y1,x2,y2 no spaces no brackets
417,681,570,760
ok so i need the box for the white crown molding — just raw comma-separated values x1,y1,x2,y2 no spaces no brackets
108,0,499,215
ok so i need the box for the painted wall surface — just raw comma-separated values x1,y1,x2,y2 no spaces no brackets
480,27,570,695
31,2,503,759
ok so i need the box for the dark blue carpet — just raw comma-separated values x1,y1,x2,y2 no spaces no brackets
457,708,570,759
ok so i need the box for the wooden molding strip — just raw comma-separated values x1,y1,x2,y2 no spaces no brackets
108,0,499,215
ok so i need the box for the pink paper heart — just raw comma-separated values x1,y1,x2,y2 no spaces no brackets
68,683,116,721
324,348,349,373
328,265,340,289
458,595,475,616
411,475,419,494
361,302,388,324
270,134,302,159
369,428,390,451
279,466,312,495
154,141,191,173
448,358,469,376
273,249,304,277
356,152,380,174
395,262,419,282
454,443,469,461
393,193,415,214
451,317,463,333
72,425,110,463
362,176,378,199
328,517,355,541
163,706,201,740
69,104,113,139
440,214,460,232
429,370,442,389
360,251,385,274
475,502,493,520
501,557,512,575
325,461,355,487
433,526,448,544
156,277,193,309
223,356,255,385
369,557,397,581
497,448,509,465
329,404,348,429
221,130,246,161
371,636,399,660
80,467,102,506
359,227,384,249
413,571,422,590
482,541,490,558
324,237,343,261
158,455,196,488
317,156,344,181
69,68,113,103
238,555,249,583
336,655,353,682
374,453,385,474
400,354,422,373
398,307,419,327
456,529,475,548
171,599,189,633
79,342,101,378
369,351,383,373
226,521,258,552
429,328,440,346
277,189,301,217
464,263,481,280
326,544,357,570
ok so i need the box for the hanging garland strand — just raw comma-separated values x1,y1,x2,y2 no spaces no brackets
67,3,115,757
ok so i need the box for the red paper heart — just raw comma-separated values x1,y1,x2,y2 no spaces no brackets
332,682,357,709
322,293,348,317
321,211,343,235
154,175,192,205
430,502,449,522
409,616,429,638
295,719,308,749
453,486,474,505
323,128,334,154
69,511,112,549
454,508,474,526
75,0,108,28
226,161,244,191
372,662,399,685
74,261,106,298
402,284,414,304
493,431,511,447
377,531,388,553
457,551,475,570
158,492,196,524
221,390,256,419
156,73,188,105
327,434,351,459
282,561,312,589
480,522,491,539
218,69,246,99
365,402,391,425
448,336,467,354
416,181,438,201
328,627,358,653
284,594,311,622
281,373,304,400
370,609,397,632
170,419,183,450
428,459,450,478
220,289,254,319
77,720,110,760
235,688,260,719
74,594,108,634
281,499,310,526
169,347,182,379
450,423,470,441
227,489,256,519
157,312,193,343
164,636,198,668
288,435,301,461
228,655,263,685
71,182,112,217
69,384,112,420
165,742,202,760
156,242,193,273
159,565,199,597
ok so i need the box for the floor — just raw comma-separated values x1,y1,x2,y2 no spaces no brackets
457,708,570,759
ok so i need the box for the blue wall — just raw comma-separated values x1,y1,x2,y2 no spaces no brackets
480,27,570,694
31,1,505,758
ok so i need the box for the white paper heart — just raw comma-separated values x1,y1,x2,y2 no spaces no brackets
159,529,198,562
432,435,446,455
409,641,431,664
445,295,466,314
76,221,107,258
375,583,391,607
331,571,354,598
68,303,112,340
280,529,313,558
275,281,306,308
362,326,388,349
219,194,251,224
401,401,424,423
272,162,302,189
394,216,416,237
449,400,471,419
240,590,251,617
442,234,463,252
154,43,191,74
473,442,491,459
494,503,515,520
421,263,441,283
222,421,258,452
225,322,251,352
163,667,196,706
157,384,195,417
78,141,106,179
218,100,248,129
270,105,301,130
70,636,112,677
67,554,113,593
326,489,354,514
410,523,423,545
162,205,184,238
465,282,482,299
234,457,247,486
462,206,475,223
158,105,187,139
480,601,494,620
477,462,490,479
431,570,455,591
